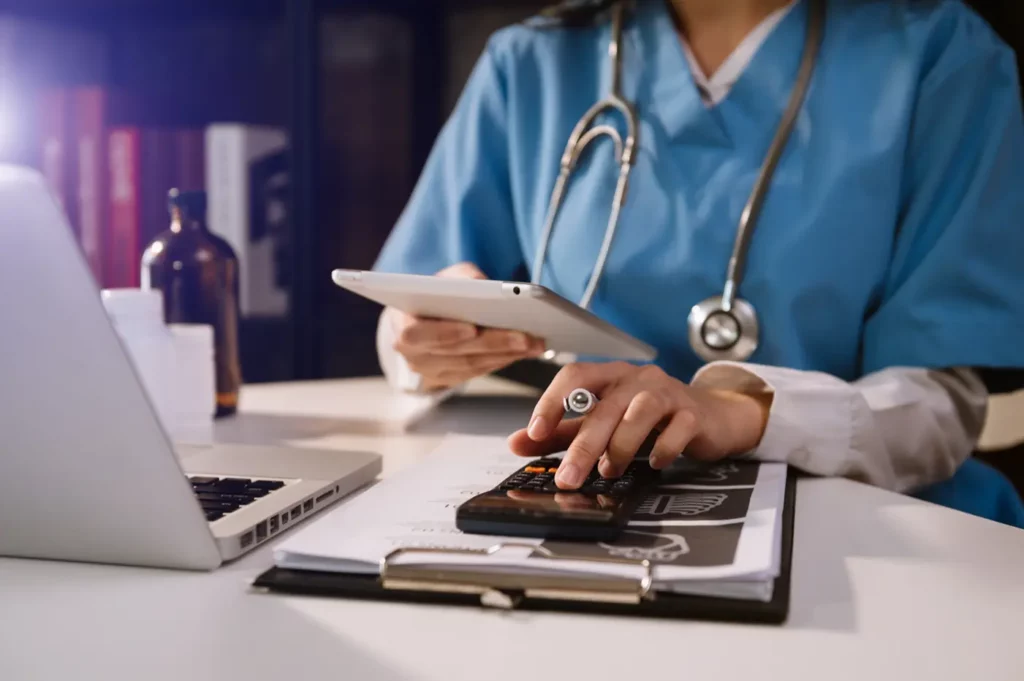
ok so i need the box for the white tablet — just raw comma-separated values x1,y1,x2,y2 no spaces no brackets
331,269,657,361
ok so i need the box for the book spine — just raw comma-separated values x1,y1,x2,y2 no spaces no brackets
174,127,205,191
107,127,142,287
72,87,107,286
205,125,247,309
206,124,291,318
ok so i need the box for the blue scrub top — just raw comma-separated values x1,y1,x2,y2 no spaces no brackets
374,0,1024,523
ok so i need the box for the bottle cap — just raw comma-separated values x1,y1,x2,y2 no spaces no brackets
100,289,164,326
168,188,207,220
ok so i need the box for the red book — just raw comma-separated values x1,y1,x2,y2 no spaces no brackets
107,128,142,287
71,87,108,285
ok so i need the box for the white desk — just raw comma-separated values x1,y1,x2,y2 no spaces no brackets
3,377,1024,681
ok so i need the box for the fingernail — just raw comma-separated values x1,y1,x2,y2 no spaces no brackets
458,325,477,340
556,462,584,488
511,333,528,351
527,416,547,440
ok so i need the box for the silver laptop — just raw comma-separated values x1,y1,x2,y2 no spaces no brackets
0,165,382,570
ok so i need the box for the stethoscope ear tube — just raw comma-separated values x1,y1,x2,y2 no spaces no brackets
533,0,826,365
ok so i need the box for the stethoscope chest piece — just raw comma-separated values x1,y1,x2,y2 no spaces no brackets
687,296,759,362
532,0,823,366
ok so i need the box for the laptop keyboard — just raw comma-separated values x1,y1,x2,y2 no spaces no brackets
189,476,286,522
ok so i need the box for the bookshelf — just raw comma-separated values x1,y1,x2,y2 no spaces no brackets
0,0,549,383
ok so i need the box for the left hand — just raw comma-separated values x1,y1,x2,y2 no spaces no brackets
507,362,772,490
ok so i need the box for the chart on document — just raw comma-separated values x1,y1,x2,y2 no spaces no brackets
272,436,787,601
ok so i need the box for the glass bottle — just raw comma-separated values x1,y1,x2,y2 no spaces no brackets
141,189,242,417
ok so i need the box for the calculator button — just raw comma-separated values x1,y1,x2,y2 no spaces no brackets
547,467,559,474
524,466,547,474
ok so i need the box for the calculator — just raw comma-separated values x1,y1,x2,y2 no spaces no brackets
455,457,659,541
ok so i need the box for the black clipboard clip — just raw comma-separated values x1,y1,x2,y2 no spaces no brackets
378,542,656,611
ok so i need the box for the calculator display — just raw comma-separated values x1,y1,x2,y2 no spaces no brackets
466,491,620,519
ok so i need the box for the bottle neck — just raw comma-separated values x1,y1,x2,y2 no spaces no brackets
170,215,208,234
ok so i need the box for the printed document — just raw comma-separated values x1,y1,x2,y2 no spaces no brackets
273,435,787,601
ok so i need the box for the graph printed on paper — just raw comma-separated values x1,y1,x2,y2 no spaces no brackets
628,488,754,525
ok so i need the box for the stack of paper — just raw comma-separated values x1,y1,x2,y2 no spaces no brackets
273,435,788,602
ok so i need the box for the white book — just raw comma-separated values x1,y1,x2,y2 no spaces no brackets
205,124,289,317
273,435,788,602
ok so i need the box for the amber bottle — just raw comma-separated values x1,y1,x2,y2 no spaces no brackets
141,190,242,417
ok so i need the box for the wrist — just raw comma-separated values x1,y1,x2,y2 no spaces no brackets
708,388,772,454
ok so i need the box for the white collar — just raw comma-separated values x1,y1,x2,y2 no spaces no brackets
679,1,797,106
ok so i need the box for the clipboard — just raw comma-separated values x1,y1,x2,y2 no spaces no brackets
251,470,797,625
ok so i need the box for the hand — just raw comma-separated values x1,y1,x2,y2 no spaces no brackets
386,262,546,392
507,362,772,490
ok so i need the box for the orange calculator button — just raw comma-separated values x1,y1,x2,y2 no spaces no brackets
524,466,546,473
547,468,559,474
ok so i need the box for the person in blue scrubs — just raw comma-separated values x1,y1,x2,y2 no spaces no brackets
372,0,1024,527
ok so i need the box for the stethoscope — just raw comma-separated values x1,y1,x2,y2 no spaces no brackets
531,0,825,363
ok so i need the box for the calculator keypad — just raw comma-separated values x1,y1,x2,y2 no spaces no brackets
498,459,644,496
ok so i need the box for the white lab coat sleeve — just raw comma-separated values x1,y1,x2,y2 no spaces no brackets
375,308,467,401
690,362,988,493
375,308,422,392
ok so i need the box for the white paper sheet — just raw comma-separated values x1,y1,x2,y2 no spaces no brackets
273,435,786,600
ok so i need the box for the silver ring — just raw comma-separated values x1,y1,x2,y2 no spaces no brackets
563,388,598,415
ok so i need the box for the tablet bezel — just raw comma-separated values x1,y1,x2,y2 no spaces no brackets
331,269,657,362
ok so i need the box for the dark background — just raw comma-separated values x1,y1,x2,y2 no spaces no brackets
0,0,1019,387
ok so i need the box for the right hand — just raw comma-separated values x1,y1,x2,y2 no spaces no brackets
385,262,546,391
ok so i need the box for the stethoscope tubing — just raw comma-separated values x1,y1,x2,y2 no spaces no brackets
531,0,826,361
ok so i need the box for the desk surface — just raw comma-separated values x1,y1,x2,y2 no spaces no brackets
3,377,1024,681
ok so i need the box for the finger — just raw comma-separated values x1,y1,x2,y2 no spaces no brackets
447,354,533,388
649,410,699,470
528,336,547,356
410,351,530,384
428,328,534,356
556,392,637,489
507,419,583,458
527,362,637,442
436,262,487,279
602,389,670,478
396,317,478,349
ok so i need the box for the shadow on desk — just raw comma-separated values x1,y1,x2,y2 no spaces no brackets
408,394,538,437
215,411,412,444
